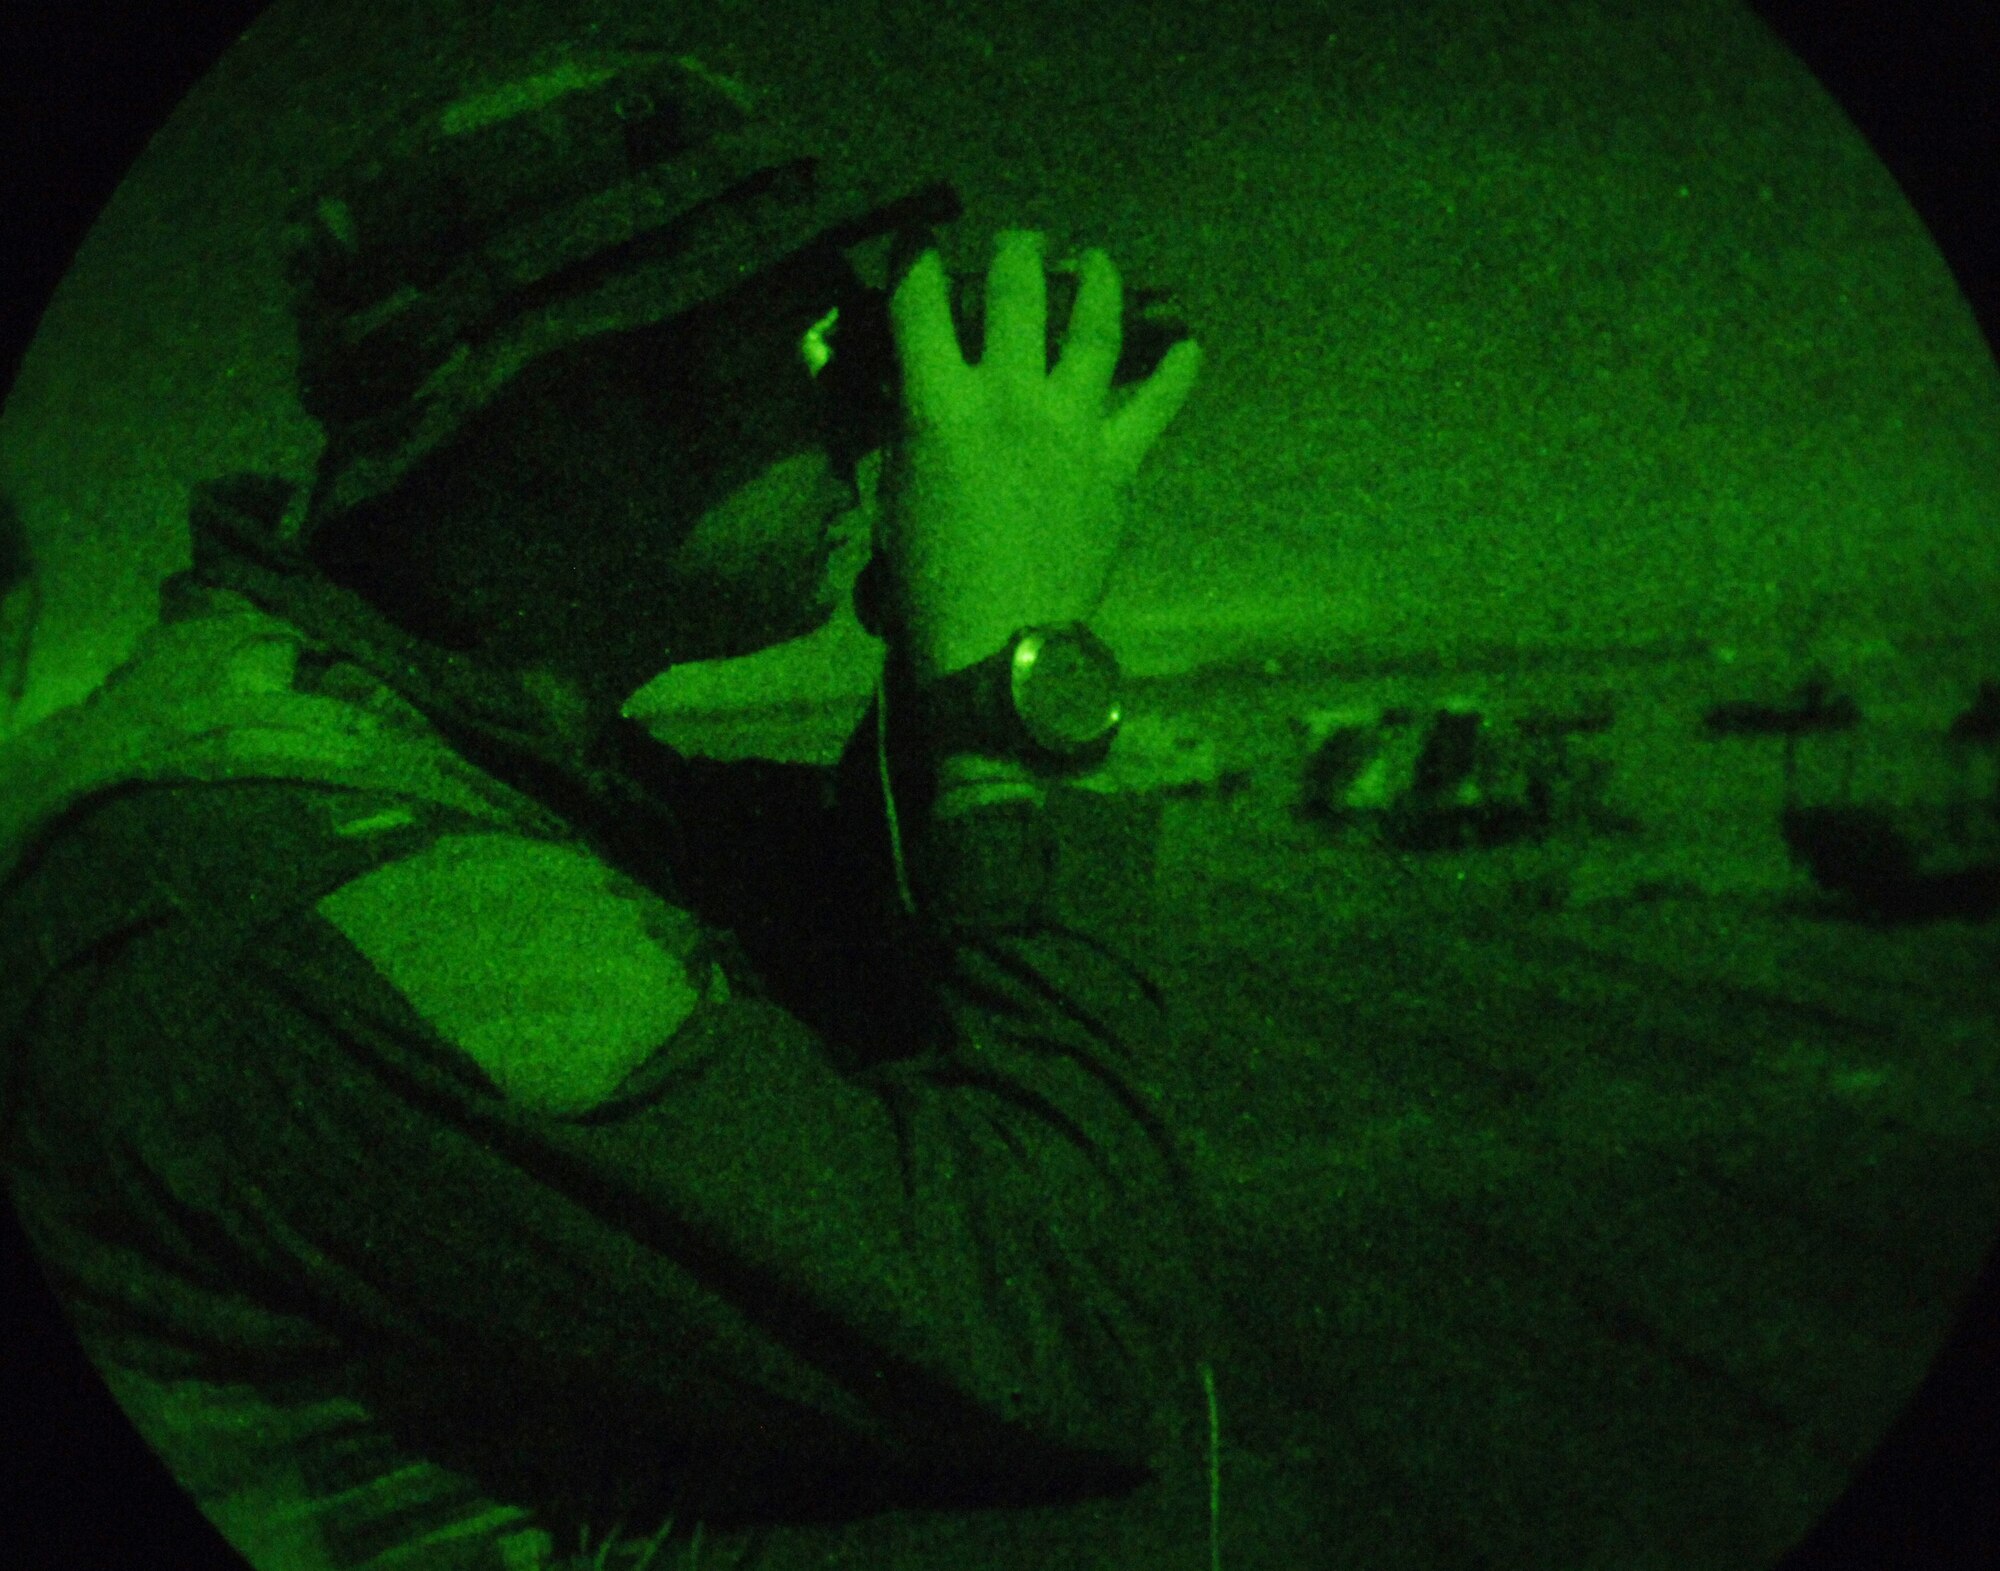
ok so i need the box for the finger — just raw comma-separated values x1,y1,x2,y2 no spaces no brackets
1102,337,1204,484
887,246,969,420
1051,248,1123,405
982,229,1049,380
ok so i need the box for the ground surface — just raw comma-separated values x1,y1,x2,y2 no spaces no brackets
1150,759,1999,1570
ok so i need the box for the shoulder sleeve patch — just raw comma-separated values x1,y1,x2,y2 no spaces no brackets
315,831,707,1114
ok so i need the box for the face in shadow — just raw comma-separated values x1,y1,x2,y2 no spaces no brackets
522,446,866,746
663,448,864,662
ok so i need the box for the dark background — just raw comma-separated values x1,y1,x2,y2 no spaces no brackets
3,0,1999,427
2,3,1996,1567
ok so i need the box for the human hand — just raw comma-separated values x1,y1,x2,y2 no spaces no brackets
875,228,1203,679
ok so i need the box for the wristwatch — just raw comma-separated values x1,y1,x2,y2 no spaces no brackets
905,622,1124,778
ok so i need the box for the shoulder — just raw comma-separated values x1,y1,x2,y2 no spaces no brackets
316,832,709,1114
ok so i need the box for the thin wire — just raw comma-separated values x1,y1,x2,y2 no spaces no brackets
878,660,918,919
1201,1359,1221,1571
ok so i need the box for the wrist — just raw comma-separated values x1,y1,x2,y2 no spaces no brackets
935,751,1037,787
906,612,1091,686
907,637,995,686
931,753,1046,818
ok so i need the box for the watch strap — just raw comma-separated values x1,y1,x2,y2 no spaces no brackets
901,625,1120,778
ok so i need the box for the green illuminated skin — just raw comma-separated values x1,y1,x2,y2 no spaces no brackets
522,449,863,746
666,449,863,657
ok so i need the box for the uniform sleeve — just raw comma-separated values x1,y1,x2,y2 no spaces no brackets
103,691,1219,1527
315,832,709,1116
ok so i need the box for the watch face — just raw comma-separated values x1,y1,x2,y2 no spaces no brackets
1017,632,1119,749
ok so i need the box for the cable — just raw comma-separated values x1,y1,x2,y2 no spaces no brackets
877,660,919,919
1201,1359,1222,1571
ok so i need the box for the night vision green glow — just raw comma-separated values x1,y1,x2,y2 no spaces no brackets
3,6,1998,1571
